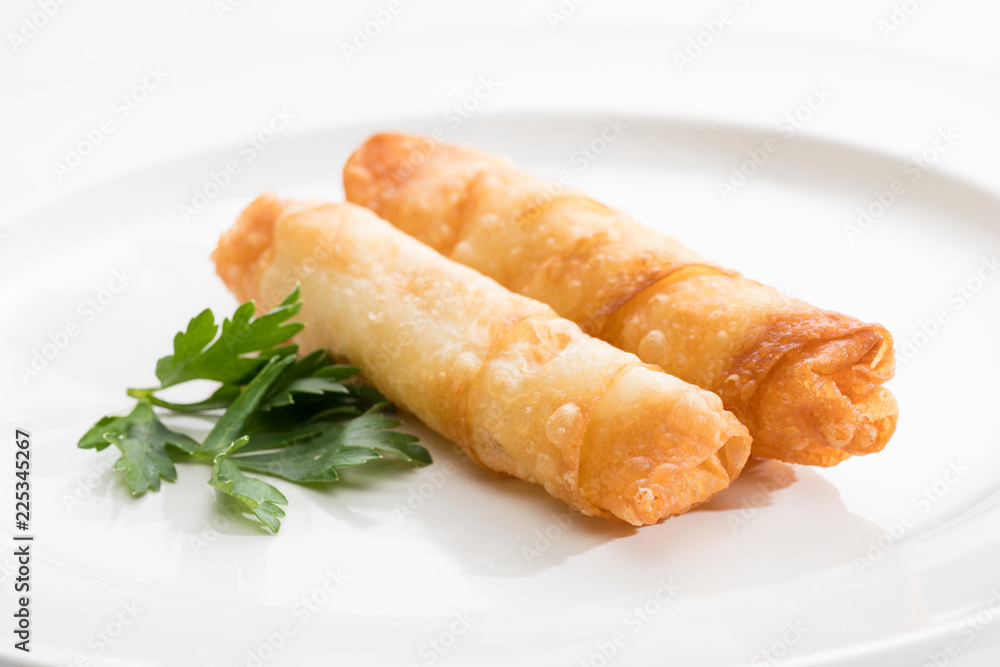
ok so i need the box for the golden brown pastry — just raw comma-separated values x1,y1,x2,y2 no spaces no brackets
343,133,898,466
213,195,751,524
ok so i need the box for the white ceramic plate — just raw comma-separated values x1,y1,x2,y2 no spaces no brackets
3,111,1000,666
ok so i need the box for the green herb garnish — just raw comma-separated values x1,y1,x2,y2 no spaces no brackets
79,287,430,533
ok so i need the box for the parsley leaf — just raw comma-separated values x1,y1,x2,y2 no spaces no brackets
260,350,356,411
196,354,295,459
231,406,428,483
78,286,431,533
154,287,304,388
78,401,198,493
210,437,287,533
237,419,332,454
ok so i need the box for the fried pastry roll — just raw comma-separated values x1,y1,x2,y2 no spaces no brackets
343,133,898,466
213,195,751,524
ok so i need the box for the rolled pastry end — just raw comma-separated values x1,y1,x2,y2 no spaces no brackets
743,328,898,467
216,195,751,525
212,193,286,305
580,366,752,525
343,132,499,253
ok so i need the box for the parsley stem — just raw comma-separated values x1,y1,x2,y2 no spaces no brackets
197,355,295,458
126,388,156,401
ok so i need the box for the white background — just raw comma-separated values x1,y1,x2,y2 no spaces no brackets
3,0,1000,217
3,2,1000,666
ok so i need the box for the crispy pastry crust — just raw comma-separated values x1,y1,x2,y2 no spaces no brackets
213,196,751,524
343,133,898,466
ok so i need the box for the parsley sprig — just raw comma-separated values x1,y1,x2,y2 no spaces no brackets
78,287,430,533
